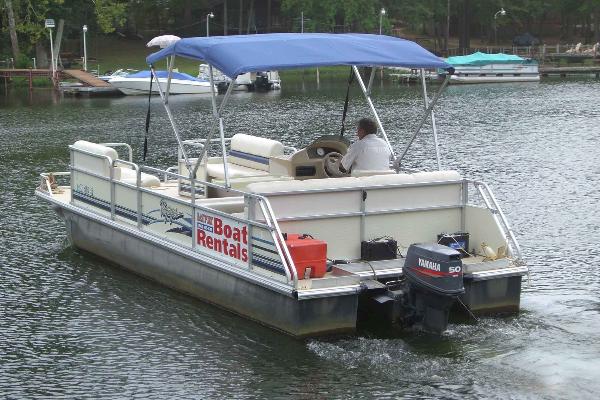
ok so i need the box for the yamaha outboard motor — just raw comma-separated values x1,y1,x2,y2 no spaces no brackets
403,243,464,333
359,243,464,334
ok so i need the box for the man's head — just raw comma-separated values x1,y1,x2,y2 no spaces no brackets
357,118,377,139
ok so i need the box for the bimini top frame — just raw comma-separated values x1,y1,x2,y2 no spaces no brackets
145,33,455,187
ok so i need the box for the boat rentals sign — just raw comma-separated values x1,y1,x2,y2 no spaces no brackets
196,211,249,267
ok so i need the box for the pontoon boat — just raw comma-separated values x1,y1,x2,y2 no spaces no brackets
446,52,540,83
36,34,528,337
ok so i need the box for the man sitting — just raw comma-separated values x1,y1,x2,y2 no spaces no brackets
340,118,392,173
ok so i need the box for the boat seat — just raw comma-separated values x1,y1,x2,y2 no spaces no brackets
246,171,464,259
119,167,161,187
71,140,160,187
206,134,284,180
351,169,395,177
194,196,246,214
206,162,270,179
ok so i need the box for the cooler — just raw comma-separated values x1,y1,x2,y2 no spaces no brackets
284,234,327,279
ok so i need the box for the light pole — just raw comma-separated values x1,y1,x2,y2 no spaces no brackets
45,19,55,78
494,8,506,46
82,25,88,71
379,8,386,35
206,12,214,37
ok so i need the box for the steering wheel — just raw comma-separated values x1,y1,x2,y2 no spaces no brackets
323,152,350,178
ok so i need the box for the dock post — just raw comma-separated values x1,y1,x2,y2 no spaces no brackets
29,69,32,91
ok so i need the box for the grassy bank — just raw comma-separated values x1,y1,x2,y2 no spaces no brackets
1,77,53,87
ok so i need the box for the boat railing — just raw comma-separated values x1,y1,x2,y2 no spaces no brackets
139,164,298,287
101,143,133,162
467,179,523,264
52,145,299,288
39,171,71,194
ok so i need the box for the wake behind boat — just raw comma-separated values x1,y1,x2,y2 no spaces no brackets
109,70,215,95
37,33,528,337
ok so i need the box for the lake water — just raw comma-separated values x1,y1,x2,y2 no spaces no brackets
1,76,599,399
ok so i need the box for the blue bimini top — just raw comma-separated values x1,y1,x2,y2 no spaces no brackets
446,52,534,66
126,70,206,81
146,33,452,78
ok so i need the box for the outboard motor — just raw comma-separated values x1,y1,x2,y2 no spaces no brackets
359,243,464,334
403,243,464,333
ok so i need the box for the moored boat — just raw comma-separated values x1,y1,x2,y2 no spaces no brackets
36,34,528,337
109,70,214,95
446,52,540,83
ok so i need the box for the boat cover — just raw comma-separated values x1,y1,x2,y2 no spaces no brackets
447,52,533,66
126,70,206,82
146,33,452,78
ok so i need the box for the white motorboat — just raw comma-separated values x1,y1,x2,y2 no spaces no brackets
37,34,527,337
446,52,540,83
98,68,139,82
109,70,214,95
199,64,281,92
198,64,250,92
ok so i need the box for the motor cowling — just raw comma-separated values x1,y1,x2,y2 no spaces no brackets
404,243,464,296
403,243,465,333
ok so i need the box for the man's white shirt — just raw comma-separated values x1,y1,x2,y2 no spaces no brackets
341,134,392,171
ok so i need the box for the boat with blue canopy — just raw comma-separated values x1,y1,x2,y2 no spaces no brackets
445,51,540,83
36,33,527,337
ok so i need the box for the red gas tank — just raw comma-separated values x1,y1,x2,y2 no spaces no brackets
284,234,327,279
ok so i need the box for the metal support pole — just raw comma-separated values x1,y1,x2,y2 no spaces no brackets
191,174,197,249
208,64,231,188
352,65,395,160
460,180,468,232
48,28,55,80
109,165,115,220
165,55,175,104
246,197,255,270
83,26,88,71
397,74,450,168
137,170,142,228
420,69,441,170
191,75,235,178
150,66,191,170
367,67,376,95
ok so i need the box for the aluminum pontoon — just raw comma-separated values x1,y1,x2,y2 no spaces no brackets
36,34,528,337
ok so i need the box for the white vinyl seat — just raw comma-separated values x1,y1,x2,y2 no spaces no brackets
71,140,160,187
206,162,269,179
351,169,395,177
206,134,284,180
119,167,161,187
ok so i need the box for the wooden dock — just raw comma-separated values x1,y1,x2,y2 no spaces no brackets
1,68,121,96
62,69,111,87
539,66,600,77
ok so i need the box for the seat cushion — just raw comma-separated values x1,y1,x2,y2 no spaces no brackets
71,140,119,178
206,162,269,179
119,168,161,187
229,134,284,171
